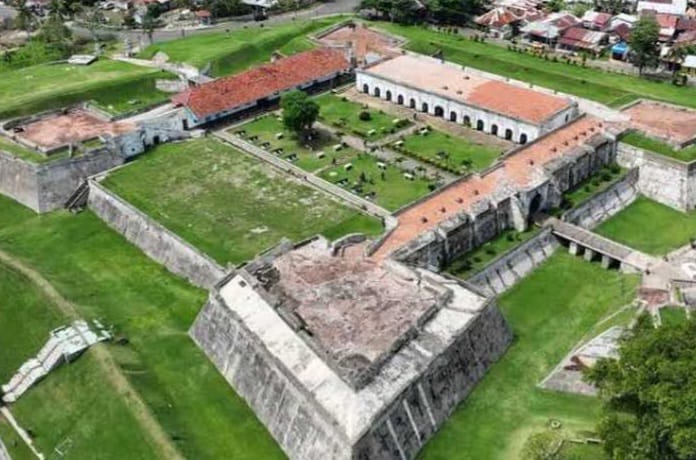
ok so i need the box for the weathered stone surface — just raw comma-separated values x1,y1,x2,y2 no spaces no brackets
190,239,511,460
87,180,225,289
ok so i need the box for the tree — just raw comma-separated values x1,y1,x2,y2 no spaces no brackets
546,0,565,13
142,13,158,44
280,90,319,135
585,314,696,460
629,16,660,76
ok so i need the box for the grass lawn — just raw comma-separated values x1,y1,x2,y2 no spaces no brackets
318,152,435,211
234,114,360,173
619,131,696,162
595,196,696,255
0,137,71,164
659,306,689,327
0,59,171,119
423,251,638,459
397,127,502,173
0,417,34,460
138,18,344,77
0,195,284,459
562,165,626,208
445,227,540,279
315,93,410,140
101,137,382,265
373,22,696,109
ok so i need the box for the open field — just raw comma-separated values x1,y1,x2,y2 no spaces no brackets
139,17,344,76
318,152,435,211
445,228,540,279
0,59,171,119
396,127,502,173
101,137,382,265
234,114,360,173
660,306,689,327
315,92,411,140
595,196,696,255
0,195,284,459
373,23,696,109
619,131,696,162
424,251,638,459
0,417,34,460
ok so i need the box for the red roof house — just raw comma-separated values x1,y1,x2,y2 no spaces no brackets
173,48,351,127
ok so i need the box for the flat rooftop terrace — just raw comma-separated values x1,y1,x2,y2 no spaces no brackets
361,53,573,125
15,108,134,150
252,238,450,387
623,101,696,146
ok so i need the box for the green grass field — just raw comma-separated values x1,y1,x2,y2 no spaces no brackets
101,137,382,265
315,93,410,140
0,59,171,119
0,417,34,460
423,251,638,459
0,136,70,164
0,196,284,459
659,306,689,327
235,114,360,173
595,196,696,255
397,127,502,173
619,131,696,162
374,23,696,109
318,152,435,211
562,165,626,208
139,18,344,76
446,228,540,279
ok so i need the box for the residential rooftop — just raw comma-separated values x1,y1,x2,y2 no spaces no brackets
361,53,573,125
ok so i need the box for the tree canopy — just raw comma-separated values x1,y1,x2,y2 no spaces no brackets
629,16,660,75
585,314,696,460
280,90,319,135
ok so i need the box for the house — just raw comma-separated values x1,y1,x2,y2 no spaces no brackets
611,22,632,42
475,4,543,38
682,55,696,75
581,11,613,31
520,13,580,44
653,13,681,41
637,0,686,15
172,48,352,128
674,29,696,47
559,26,609,54
195,9,212,25
610,13,638,29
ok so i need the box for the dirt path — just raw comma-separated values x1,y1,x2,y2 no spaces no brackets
0,250,184,460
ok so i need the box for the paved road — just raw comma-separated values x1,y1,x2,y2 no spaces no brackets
71,0,359,44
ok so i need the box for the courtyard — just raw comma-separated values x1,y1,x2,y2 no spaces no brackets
100,137,382,265
595,196,696,255
425,250,638,459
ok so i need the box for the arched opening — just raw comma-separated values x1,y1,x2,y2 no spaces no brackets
153,135,161,145
374,87,381,98
397,94,404,105
476,120,484,131
491,124,498,136
409,99,416,109
529,193,543,217
434,106,444,117
449,111,457,122
386,90,392,102
362,83,369,94
520,133,528,144
463,115,471,126
505,128,513,140
421,102,429,113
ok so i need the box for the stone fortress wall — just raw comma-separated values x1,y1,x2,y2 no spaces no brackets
616,143,696,212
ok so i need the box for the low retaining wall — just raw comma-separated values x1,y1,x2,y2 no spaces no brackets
0,149,124,213
87,180,225,289
617,143,696,211
562,168,639,229
467,227,559,296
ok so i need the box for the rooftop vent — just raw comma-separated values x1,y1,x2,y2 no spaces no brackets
421,216,428,223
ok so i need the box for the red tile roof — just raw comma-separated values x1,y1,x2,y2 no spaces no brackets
173,48,350,119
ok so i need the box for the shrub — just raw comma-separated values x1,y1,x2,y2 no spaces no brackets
358,111,371,121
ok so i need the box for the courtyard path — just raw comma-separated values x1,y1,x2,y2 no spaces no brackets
0,250,184,460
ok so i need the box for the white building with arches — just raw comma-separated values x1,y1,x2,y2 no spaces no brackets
355,53,578,144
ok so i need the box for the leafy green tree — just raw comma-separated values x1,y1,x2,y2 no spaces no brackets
142,13,158,44
629,16,660,76
546,0,564,12
585,314,696,460
280,90,319,135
